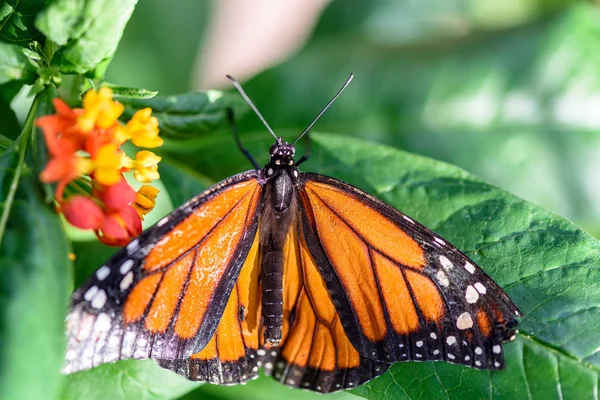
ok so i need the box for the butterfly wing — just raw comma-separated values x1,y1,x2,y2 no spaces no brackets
156,229,263,384
295,173,520,370
64,171,263,376
260,219,390,393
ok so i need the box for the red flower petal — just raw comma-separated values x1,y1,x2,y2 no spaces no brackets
62,196,104,230
95,178,136,211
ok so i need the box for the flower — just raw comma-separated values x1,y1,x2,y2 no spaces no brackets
78,87,124,132
122,150,161,183
98,206,143,246
93,144,123,185
133,185,160,220
36,87,163,246
62,196,104,230
115,108,163,148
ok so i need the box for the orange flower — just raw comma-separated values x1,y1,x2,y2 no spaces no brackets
78,87,124,132
122,150,161,183
92,144,123,185
115,108,163,148
133,185,160,220
36,89,163,246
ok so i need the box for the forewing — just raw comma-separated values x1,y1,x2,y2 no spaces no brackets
298,173,520,370
64,171,262,374
261,220,390,393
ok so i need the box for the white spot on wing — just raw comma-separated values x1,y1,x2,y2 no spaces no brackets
439,255,453,270
433,349,440,355
430,332,437,339
120,271,134,291
120,259,134,274
464,262,476,274
95,313,111,331
493,345,501,354
446,336,457,346
436,270,450,287
403,215,415,224
475,347,483,355
96,266,110,281
416,341,423,347
474,282,487,294
157,217,169,227
434,237,446,246
126,239,139,253
84,286,98,301
456,312,473,330
465,285,479,304
91,290,107,309
447,353,455,360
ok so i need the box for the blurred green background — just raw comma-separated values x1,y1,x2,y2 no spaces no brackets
99,0,600,398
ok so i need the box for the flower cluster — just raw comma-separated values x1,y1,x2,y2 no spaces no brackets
36,87,162,246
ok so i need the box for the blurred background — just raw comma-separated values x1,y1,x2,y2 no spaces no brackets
103,0,599,397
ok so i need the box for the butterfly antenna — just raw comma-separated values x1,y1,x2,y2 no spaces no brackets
292,73,354,145
227,75,278,140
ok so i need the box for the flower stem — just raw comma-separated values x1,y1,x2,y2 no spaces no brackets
0,95,40,244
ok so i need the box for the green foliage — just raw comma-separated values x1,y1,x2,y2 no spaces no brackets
0,0,46,45
0,42,36,85
0,99,71,400
120,90,248,139
35,0,138,76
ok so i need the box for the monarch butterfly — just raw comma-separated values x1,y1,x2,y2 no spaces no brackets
64,74,521,393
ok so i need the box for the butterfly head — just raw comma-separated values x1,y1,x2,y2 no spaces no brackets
268,137,296,168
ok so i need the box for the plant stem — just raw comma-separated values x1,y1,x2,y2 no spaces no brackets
0,95,40,244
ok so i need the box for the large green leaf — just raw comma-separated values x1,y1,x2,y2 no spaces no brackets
156,131,600,398
0,41,36,85
61,359,200,400
35,0,138,75
0,145,71,398
120,90,248,140
237,3,600,236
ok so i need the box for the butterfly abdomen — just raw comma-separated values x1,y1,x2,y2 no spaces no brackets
260,170,298,345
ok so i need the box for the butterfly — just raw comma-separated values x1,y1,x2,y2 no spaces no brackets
64,74,521,393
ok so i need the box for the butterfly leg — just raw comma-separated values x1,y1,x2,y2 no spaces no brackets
228,108,261,170
295,129,311,167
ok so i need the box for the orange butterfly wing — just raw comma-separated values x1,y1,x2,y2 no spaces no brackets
294,174,520,370
260,220,390,392
64,171,262,374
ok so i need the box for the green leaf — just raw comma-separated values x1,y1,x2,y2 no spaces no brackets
0,0,46,45
0,41,36,85
0,139,71,399
181,374,357,400
101,83,157,99
120,90,248,140
61,359,200,400
163,132,600,398
35,0,138,75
